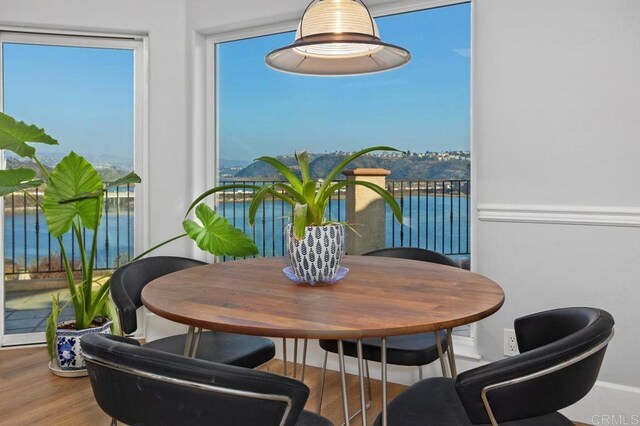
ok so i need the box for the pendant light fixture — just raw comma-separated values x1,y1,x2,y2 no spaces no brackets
265,0,411,76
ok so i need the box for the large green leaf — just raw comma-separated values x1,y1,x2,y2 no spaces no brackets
183,203,258,257
59,171,141,204
185,183,295,217
248,185,273,227
0,112,58,158
248,182,305,226
292,203,309,239
320,180,404,223
302,180,316,205
0,168,43,196
106,172,141,189
45,293,61,361
43,152,104,237
317,146,404,200
255,156,303,191
295,151,311,183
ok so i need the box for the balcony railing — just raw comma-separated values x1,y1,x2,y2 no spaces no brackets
388,180,470,255
2,179,470,277
3,185,134,279
217,179,470,260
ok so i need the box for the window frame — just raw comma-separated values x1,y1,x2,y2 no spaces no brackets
0,29,149,347
200,0,478,356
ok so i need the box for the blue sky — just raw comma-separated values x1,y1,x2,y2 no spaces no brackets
1,2,469,167
218,2,470,162
3,43,134,164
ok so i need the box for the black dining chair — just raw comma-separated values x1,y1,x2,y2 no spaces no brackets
110,256,275,368
81,333,332,426
315,247,459,416
374,307,614,426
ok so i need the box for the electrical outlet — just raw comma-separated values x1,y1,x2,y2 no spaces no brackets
504,329,519,356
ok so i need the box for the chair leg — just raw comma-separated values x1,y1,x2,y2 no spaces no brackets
316,351,329,414
446,328,458,378
282,338,288,376
293,338,299,378
365,360,372,408
337,341,350,426
435,331,450,377
301,339,308,382
417,365,424,381
190,327,203,357
111,419,117,426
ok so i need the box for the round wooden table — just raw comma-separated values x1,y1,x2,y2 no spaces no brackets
142,256,504,426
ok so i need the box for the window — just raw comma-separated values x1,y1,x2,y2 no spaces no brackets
212,3,472,337
0,32,145,346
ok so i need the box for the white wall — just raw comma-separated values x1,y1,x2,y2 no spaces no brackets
473,0,640,420
0,0,193,256
2,0,639,420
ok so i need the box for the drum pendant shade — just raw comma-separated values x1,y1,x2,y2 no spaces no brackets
265,0,411,76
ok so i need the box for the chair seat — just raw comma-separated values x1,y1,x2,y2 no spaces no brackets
319,330,448,366
297,410,333,426
373,377,573,426
144,331,275,369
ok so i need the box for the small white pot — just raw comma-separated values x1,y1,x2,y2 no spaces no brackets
55,318,112,371
286,223,345,284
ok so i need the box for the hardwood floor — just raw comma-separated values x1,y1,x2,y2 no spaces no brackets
0,346,405,426
0,346,590,426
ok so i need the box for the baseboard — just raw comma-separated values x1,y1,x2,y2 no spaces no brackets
276,340,639,421
561,380,640,424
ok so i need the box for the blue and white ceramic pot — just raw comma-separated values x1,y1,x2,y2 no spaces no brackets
286,223,345,284
55,318,112,371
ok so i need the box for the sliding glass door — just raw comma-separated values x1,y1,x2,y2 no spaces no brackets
0,32,144,346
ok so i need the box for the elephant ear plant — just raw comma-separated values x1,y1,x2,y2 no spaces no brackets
0,112,258,362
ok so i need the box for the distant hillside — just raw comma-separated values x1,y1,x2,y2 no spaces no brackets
6,157,131,183
231,152,470,181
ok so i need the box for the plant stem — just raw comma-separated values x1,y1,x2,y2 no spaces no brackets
85,196,101,315
131,233,187,262
56,236,84,328
33,155,51,181
22,190,44,210
72,221,91,316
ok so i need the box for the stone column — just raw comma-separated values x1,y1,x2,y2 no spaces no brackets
341,168,391,255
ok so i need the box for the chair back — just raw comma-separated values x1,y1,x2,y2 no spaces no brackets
365,247,459,268
110,256,206,334
455,307,614,424
81,333,310,426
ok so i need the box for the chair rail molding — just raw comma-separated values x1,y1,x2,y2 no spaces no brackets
477,204,640,228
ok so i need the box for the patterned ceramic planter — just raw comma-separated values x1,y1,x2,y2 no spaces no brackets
286,223,345,284
55,319,112,371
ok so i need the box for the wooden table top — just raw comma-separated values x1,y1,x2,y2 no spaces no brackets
141,256,504,339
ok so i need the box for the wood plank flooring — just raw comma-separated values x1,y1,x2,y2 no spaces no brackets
0,346,405,426
0,346,589,426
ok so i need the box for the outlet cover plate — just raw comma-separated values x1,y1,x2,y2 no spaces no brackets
504,328,519,356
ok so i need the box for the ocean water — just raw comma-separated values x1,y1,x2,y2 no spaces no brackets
4,195,469,273
219,195,470,258
4,209,134,273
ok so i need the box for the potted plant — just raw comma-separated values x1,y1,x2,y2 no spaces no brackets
186,148,403,284
0,112,258,374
